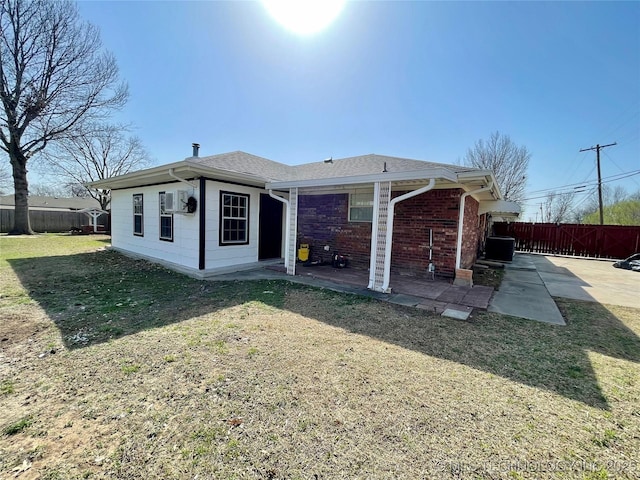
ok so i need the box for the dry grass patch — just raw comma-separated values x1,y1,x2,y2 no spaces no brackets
1,235,639,479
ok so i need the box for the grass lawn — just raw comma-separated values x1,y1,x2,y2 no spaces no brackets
1,235,639,479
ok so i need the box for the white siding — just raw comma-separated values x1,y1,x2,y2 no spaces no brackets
111,183,200,269
204,181,262,271
110,180,269,275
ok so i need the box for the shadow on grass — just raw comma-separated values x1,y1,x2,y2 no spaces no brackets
6,249,276,348
8,250,640,410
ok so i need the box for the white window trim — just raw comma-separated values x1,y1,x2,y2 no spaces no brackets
348,191,374,223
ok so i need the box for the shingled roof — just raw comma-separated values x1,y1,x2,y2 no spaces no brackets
290,154,478,181
87,150,497,197
191,151,292,182
189,151,478,183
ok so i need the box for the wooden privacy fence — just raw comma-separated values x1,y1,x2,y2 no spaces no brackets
493,222,640,260
0,209,109,233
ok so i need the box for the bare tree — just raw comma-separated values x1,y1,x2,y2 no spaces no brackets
0,160,10,194
573,184,630,222
28,182,69,197
542,191,575,223
66,182,91,198
42,124,151,210
464,131,530,202
0,0,127,234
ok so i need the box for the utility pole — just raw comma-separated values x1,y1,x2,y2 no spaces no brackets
579,142,616,225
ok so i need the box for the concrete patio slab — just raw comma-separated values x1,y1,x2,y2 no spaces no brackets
487,255,566,325
505,255,537,271
489,278,565,325
527,255,640,309
442,307,472,320
416,299,448,314
399,281,450,300
502,269,545,285
435,285,469,304
536,271,594,303
388,294,422,307
460,285,494,309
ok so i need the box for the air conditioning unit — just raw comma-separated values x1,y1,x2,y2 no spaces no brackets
164,190,196,214
176,190,189,214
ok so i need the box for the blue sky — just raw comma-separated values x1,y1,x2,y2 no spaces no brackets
72,0,639,219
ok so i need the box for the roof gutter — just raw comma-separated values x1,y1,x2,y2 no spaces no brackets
266,167,457,190
457,170,502,199
455,180,493,270
381,178,436,292
86,160,269,190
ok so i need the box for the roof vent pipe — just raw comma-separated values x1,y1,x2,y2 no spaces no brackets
192,143,200,157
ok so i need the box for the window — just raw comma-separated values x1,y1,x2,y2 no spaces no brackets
159,192,173,241
220,191,249,245
349,192,374,222
133,194,144,236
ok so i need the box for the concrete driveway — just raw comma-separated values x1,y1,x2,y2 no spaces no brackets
528,254,640,309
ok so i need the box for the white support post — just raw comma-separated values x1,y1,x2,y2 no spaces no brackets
368,181,391,291
286,187,298,276
368,182,381,289
90,211,100,232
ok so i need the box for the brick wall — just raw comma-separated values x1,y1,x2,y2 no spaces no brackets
297,188,480,279
297,194,372,268
391,189,463,278
460,196,480,269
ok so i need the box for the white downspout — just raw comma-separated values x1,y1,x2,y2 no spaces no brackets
381,179,435,293
268,190,290,268
169,168,198,188
455,180,493,270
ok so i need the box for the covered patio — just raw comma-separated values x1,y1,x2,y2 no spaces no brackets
264,155,513,293
268,263,495,319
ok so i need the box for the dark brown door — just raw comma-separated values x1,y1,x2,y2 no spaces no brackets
259,194,283,260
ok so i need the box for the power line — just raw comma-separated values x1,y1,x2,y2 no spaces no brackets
603,150,640,188
566,187,599,222
525,167,639,197
579,142,617,225
556,150,584,190
600,106,640,141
